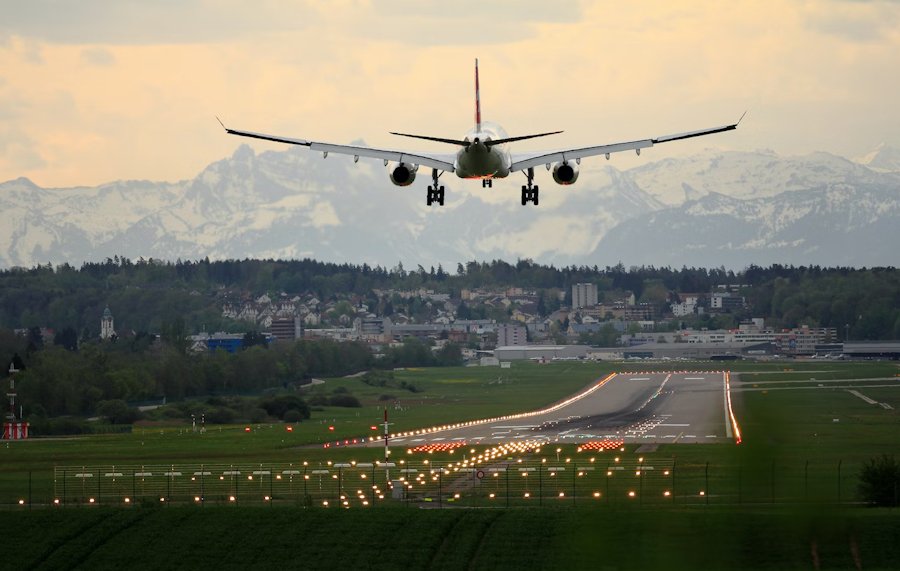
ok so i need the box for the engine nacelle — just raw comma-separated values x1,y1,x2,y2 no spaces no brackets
389,162,418,187
551,161,579,185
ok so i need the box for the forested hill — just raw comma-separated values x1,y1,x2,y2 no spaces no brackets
1,258,899,340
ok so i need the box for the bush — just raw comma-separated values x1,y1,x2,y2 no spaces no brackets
206,406,236,424
328,394,361,408
249,408,269,423
258,394,310,420
283,410,303,423
859,454,900,506
361,371,393,387
377,394,396,401
160,407,185,419
29,416,91,436
398,381,420,393
96,399,143,424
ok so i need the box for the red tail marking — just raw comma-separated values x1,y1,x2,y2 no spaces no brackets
475,58,482,132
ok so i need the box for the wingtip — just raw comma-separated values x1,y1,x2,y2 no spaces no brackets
216,116,226,130
737,110,748,126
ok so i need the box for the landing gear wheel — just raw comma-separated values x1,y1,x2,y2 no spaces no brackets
427,185,445,206
520,167,539,205
427,169,445,206
521,186,539,205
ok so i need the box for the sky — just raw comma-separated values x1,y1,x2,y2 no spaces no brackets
1,0,899,188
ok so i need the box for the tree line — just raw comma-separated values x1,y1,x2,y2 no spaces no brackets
2,258,898,339
1,330,462,425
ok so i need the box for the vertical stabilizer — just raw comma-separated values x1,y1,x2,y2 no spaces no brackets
474,58,482,133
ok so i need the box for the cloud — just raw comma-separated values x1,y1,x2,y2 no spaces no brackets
0,1,319,45
81,47,116,66
0,0,585,46
0,125,47,173
803,1,900,42
1,0,900,187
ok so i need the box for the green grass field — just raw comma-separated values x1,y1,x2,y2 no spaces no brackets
3,506,900,570
1,360,898,504
2,360,899,570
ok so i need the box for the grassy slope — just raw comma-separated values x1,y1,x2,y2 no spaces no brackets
3,507,900,571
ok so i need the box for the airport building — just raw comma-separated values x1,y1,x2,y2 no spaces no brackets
621,342,774,360
189,332,275,353
842,341,900,360
572,283,598,309
269,316,303,342
353,316,392,342
494,345,591,361
497,323,527,346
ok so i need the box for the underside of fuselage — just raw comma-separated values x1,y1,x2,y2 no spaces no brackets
454,122,511,179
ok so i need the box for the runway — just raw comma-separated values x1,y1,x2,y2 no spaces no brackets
371,372,735,449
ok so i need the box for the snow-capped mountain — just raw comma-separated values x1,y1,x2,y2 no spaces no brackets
590,183,900,268
1,145,898,269
855,143,900,173
628,149,889,206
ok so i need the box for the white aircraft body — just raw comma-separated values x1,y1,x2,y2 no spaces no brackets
220,60,742,206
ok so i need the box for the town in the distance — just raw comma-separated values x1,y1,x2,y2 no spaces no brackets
11,260,894,364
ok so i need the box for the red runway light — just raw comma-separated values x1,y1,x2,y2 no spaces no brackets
244,426,251,432
286,425,293,432
328,426,335,431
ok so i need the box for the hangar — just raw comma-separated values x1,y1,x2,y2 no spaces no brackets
493,345,591,361
621,342,774,360
843,341,900,360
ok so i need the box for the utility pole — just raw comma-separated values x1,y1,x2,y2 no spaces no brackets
383,408,390,462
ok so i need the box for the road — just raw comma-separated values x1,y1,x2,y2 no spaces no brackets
372,371,733,449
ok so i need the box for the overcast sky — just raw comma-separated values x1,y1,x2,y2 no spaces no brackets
2,0,899,187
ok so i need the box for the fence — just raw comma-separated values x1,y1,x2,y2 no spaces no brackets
1,457,857,509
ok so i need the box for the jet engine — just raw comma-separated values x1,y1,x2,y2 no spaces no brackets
551,161,579,185
389,162,418,187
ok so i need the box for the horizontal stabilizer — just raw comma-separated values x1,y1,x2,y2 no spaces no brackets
484,130,563,147
390,132,470,146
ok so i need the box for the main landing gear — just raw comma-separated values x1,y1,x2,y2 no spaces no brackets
427,168,445,206
521,167,539,205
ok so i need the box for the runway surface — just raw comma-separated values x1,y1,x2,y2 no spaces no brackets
372,372,733,448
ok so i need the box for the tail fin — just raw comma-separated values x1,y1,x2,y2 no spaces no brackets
474,58,482,132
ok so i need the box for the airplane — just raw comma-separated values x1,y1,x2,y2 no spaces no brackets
218,59,743,206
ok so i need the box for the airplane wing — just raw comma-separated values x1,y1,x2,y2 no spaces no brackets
510,115,743,172
218,120,456,173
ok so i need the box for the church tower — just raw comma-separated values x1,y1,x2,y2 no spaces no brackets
100,306,116,340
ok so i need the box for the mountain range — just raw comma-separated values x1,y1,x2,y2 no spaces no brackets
2,143,898,269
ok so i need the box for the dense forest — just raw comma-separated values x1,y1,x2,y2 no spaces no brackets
2,257,899,339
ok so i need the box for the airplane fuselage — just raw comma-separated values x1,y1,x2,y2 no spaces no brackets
454,123,512,179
